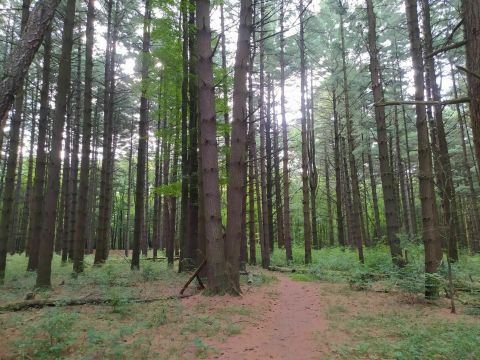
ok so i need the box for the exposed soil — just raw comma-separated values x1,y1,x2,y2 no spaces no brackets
202,275,330,360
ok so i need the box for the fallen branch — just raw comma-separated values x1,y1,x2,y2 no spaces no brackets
179,259,207,296
0,295,178,313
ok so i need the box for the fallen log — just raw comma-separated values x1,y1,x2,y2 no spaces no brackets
0,295,177,313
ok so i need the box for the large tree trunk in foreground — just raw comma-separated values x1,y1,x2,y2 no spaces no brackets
226,0,252,293
196,0,229,294
36,0,77,288
405,0,442,298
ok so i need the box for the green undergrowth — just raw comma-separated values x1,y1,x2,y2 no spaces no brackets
0,254,259,359
329,309,480,360
5,297,250,359
0,253,187,305
268,244,480,301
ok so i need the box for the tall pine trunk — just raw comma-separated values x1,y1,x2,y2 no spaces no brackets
300,0,312,264
73,0,95,273
36,0,77,287
132,0,151,270
405,0,442,297
340,10,363,263
366,0,403,265
225,0,252,293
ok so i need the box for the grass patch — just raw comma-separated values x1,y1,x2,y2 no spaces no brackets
290,273,316,282
333,311,480,359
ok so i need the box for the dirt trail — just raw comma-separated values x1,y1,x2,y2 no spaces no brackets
209,275,328,359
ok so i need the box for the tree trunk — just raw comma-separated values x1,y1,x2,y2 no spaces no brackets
340,10,364,263
273,88,285,249
220,2,230,173
197,0,229,293
20,81,38,254
132,0,151,270
179,0,190,272
60,107,72,262
0,0,31,282
366,0,403,264
187,0,199,266
309,71,320,250
266,77,274,253
405,0,442,297
36,0,77,288
68,43,82,262
421,0,458,262
27,29,51,271
300,0,312,264
12,111,25,253
463,0,480,178
225,0,252,293
451,62,480,252
325,145,335,246
0,0,61,123
73,0,95,273
280,0,292,262
393,104,413,237
333,90,345,247
258,0,271,261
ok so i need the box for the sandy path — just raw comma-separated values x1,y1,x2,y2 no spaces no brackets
209,275,328,359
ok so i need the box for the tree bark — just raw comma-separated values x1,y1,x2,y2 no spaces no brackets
280,0,292,261
300,0,312,264
225,0,252,293
132,0,151,270
366,0,403,264
463,0,480,178
333,90,345,247
273,88,285,249
27,29,51,271
421,0,458,261
95,1,119,264
0,0,61,123
196,0,229,293
179,0,190,272
0,0,31,282
36,0,77,288
73,0,95,273
405,0,442,297
340,10,364,263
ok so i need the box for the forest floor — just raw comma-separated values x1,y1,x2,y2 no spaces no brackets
1,247,480,359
